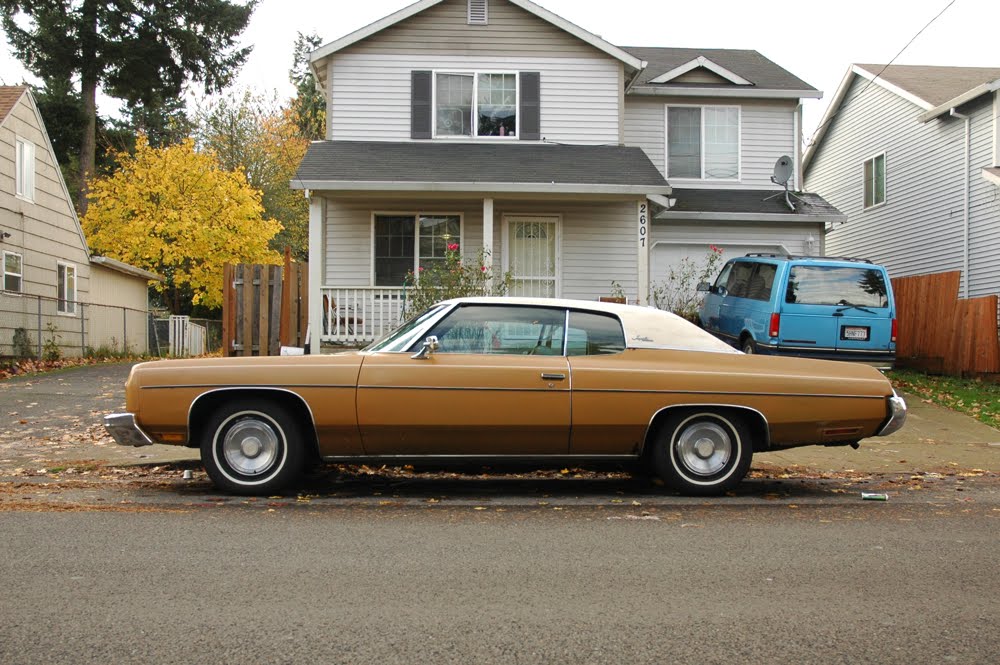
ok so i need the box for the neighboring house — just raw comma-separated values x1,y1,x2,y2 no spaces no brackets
0,85,160,357
295,0,844,349
804,64,1000,299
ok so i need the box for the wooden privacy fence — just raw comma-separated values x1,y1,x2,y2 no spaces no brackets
892,271,1000,375
222,252,308,356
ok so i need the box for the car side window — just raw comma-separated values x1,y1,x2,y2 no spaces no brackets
422,305,566,355
566,311,625,356
725,262,754,299
745,263,777,301
713,263,734,291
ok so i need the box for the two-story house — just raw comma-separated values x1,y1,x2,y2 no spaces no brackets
1,85,160,358
804,64,1000,301
295,0,844,350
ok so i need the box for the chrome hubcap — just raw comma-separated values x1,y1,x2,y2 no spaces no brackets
675,421,732,476
223,418,280,476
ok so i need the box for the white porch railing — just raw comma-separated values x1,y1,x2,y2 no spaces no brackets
321,287,408,345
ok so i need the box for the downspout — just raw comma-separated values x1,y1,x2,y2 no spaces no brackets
950,108,970,298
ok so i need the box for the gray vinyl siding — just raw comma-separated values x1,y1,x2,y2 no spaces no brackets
328,0,622,144
806,76,998,296
0,93,90,303
623,96,797,188
322,196,639,301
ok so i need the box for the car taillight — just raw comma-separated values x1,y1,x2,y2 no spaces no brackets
769,313,780,338
891,318,897,343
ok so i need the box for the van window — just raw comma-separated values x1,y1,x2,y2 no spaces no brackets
745,263,777,301
785,266,889,307
725,262,755,298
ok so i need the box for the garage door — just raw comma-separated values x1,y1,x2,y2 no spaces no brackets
651,243,785,284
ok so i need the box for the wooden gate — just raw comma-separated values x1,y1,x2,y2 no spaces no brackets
222,251,308,356
892,271,1000,375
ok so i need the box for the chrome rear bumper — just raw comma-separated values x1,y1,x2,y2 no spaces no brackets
104,413,154,447
876,392,907,437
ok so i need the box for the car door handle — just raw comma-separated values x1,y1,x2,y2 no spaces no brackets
541,373,566,380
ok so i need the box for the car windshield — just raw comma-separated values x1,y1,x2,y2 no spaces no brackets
364,304,451,352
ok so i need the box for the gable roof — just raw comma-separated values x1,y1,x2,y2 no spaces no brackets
804,64,1000,171
655,188,845,224
0,86,28,125
309,0,645,90
623,47,821,99
292,140,670,195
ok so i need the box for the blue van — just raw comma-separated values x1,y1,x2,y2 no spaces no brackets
697,254,896,366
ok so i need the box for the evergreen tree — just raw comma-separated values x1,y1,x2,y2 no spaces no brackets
1,0,257,213
288,32,326,140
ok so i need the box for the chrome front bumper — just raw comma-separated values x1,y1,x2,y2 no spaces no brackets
104,413,154,447
876,392,907,437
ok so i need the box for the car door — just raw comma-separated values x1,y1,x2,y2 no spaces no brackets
356,304,571,455
718,261,755,342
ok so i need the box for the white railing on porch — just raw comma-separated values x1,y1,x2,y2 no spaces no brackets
321,287,408,345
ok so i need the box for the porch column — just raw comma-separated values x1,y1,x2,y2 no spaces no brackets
308,193,324,354
482,197,494,287
637,198,649,306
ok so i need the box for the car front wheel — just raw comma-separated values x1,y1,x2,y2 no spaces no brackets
200,400,305,495
651,410,753,495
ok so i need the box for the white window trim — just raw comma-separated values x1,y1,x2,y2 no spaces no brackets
501,214,562,298
862,151,887,210
57,261,77,316
431,70,520,140
664,104,742,182
369,211,465,286
3,250,23,293
15,136,36,202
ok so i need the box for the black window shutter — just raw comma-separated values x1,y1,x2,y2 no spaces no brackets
519,72,540,141
411,70,432,139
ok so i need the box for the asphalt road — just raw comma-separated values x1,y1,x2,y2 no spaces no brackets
2,491,999,665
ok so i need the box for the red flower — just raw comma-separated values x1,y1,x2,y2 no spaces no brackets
418,266,425,272
481,266,488,272
447,243,460,251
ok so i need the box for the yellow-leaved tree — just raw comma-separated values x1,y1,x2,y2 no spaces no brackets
82,135,282,312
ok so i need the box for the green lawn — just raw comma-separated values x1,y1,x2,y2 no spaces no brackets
888,369,1000,430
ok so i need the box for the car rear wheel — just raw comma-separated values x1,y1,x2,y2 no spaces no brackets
200,399,305,495
741,337,756,354
651,410,753,495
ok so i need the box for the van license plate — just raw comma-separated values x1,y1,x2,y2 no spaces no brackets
843,326,869,341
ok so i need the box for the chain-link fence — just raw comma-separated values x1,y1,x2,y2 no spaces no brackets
1,290,221,359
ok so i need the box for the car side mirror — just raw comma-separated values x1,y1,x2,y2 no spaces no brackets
696,281,711,293
411,335,440,360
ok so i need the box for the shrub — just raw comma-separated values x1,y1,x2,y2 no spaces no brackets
403,244,513,315
12,327,34,359
650,245,725,321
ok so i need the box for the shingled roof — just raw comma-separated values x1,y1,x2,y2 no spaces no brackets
623,47,818,95
656,188,845,224
0,86,27,125
854,64,1000,108
293,140,671,194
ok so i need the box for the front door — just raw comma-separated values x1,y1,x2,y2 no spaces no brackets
505,216,558,297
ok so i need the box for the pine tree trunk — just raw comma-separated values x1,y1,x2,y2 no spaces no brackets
78,0,98,215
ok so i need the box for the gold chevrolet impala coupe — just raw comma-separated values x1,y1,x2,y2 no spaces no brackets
104,297,906,495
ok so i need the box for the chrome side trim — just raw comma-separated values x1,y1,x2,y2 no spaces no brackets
320,454,639,462
103,412,154,447
143,384,355,390
876,391,907,436
187,387,322,455
640,403,771,455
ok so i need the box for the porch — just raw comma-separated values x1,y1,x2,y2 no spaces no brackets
321,286,407,345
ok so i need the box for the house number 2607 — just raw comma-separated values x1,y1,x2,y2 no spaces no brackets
638,203,648,247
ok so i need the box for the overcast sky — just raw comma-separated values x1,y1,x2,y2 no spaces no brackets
2,0,997,144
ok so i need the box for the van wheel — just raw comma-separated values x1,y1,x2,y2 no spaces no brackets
741,337,756,354
651,410,753,495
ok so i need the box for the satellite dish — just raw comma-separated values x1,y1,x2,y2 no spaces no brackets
772,155,793,186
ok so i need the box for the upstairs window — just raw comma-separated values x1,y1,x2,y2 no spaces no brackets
15,137,35,201
666,106,740,180
863,153,886,208
3,251,22,292
435,72,517,138
57,262,76,315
